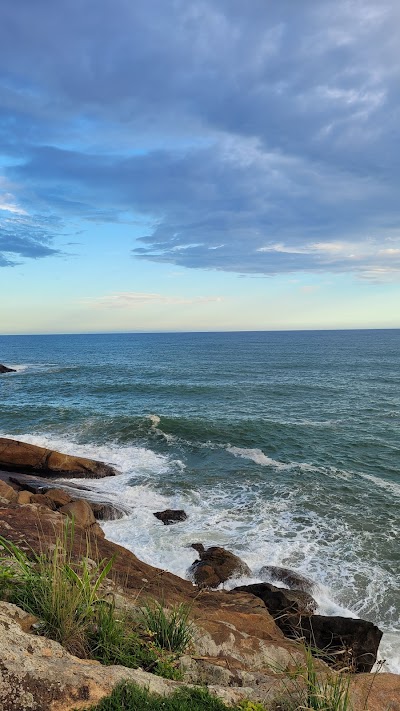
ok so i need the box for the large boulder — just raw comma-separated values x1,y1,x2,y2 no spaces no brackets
234,582,317,618
0,364,16,373
60,499,96,528
189,544,251,588
292,615,383,673
233,584,382,673
153,509,187,525
259,565,315,593
0,438,116,478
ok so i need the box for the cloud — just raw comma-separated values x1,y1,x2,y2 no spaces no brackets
0,209,61,266
0,1,399,277
83,292,224,309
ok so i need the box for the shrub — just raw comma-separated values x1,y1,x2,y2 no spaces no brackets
140,599,193,655
0,526,190,679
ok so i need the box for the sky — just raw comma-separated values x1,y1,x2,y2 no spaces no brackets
0,0,400,334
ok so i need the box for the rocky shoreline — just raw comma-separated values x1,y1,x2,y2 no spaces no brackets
0,437,399,710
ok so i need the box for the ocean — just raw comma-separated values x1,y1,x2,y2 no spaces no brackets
0,330,399,672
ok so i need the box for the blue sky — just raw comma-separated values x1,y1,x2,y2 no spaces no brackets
0,0,399,333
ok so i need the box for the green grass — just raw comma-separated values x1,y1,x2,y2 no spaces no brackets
80,682,245,711
0,526,192,678
140,598,194,656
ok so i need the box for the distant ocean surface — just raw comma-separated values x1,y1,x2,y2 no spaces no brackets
0,330,399,672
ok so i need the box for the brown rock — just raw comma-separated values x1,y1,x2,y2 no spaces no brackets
0,437,116,478
0,601,251,711
89,502,125,521
17,490,32,505
0,480,18,503
234,582,317,617
0,364,16,373
46,488,73,507
30,494,58,510
60,499,96,528
189,545,251,588
259,565,315,593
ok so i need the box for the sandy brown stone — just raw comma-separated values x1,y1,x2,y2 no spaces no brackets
0,437,116,478
0,480,18,503
59,500,96,528
45,489,73,507
17,490,33,505
30,494,58,511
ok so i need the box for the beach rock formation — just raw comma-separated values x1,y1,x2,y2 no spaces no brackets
189,544,251,588
234,583,381,673
0,364,16,373
0,601,250,710
0,437,116,478
0,497,398,710
292,614,383,673
259,565,315,593
234,582,317,618
153,509,188,525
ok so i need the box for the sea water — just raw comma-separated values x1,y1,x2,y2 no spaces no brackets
0,330,399,672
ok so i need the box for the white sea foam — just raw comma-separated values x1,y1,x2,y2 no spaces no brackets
226,446,293,468
359,472,400,498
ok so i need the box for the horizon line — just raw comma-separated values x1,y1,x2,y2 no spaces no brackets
1,326,400,337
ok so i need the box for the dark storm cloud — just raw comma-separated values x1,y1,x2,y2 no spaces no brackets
0,0,399,275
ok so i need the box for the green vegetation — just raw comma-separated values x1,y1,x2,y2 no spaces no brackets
0,525,192,679
80,682,241,711
140,598,193,655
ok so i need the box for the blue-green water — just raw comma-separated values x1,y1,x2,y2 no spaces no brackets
0,330,399,670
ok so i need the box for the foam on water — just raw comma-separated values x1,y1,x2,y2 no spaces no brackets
3,430,399,674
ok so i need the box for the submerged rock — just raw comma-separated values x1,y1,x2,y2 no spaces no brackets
259,565,315,593
0,437,116,478
153,509,188,525
0,364,16,373
189,544,251,588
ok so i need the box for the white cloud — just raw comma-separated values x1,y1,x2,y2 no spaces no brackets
83,292,224,309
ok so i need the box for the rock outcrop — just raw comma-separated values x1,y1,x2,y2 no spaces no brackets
259,565,315,593
0,498,398,710
0,601,250,711
0,364,16,373
189,544,251,588
0,438,116,478
153,509,187,525
234,583,382,673
234,582,317,618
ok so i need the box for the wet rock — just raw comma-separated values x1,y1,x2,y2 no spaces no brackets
90,502,125,521
259,565,315,593
190,545,251,588
0,437,116,478
292,614,383,673
0,364,16,373
153,509,188,525
234,583,382,673
234,582,317,618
